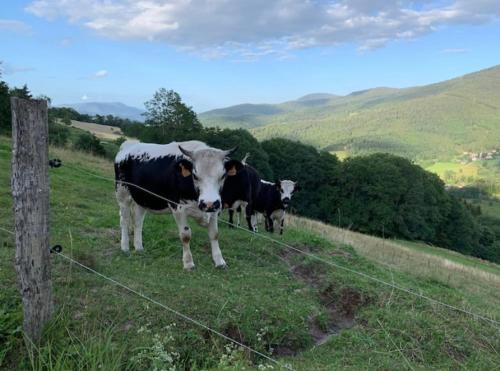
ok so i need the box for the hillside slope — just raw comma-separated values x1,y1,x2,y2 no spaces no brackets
0,136,499,369
200,65,500,160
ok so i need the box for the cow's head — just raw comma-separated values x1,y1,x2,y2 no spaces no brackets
276,180,299,209
179,145,238,212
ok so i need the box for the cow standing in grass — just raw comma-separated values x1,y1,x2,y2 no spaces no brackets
114,140,239,270
221,155,261,232
253,180,299,234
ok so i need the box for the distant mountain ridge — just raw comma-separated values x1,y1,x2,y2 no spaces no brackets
59,102,145,122
199,65,500,160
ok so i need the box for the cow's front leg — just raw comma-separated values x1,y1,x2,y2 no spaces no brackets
246,206,257,232
118,203,131,252
208,213,227,268
228,209,235,228
267,216,274,233
236,205,242,227
280,217,284,235
172,208,195,270
133,204,146,251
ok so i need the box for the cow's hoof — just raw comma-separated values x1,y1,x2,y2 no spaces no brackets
183,263,196,271
228,224,234,229
134,246,144,252
121,247,130,253
216,263,228,270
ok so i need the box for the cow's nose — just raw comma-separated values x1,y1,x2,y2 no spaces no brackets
205,200,221,213
199,200,221,212
283,198,290,208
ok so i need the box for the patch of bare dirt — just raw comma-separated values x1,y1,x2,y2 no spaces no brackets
280,245,370,346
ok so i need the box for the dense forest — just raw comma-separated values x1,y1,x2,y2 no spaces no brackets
0,77,498,263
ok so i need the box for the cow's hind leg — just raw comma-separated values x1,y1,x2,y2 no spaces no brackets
280,217,284,235
116,185,132,252
133,204,146,251
208,213,227,268
172,208,195,270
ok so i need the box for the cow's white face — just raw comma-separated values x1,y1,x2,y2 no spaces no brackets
180,146,236,212
278,180,297,208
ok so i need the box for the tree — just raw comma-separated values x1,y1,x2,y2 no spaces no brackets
262,138,341,221
144,88,202,137
48,121,70,147
10,84,32,99
0,76,10,133
203,128,274,179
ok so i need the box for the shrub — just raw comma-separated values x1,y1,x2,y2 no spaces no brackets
74,133,106,156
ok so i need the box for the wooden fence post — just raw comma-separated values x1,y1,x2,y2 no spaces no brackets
11,97,53,343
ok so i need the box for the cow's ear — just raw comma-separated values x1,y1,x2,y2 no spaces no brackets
224,159,243,176
275,180,282,190
294,182,300,192
177,159,193,178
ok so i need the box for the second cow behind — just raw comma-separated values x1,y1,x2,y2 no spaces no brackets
222,160,299,234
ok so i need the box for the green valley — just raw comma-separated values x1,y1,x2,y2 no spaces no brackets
200,65,500,164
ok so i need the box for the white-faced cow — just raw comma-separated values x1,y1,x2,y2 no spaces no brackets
114,140,239,270
221,158,261,232
253,180,299,234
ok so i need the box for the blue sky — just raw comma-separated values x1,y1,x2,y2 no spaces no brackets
1,0,500,112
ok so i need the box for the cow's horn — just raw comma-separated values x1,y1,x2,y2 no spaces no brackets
223,146,238,158
179,145,194,159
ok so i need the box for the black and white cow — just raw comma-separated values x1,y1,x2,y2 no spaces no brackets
253,180,299,234
114,140,240,270
221,159,261,232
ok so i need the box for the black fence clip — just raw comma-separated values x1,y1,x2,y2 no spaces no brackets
49,159,62,168
50,245,63,254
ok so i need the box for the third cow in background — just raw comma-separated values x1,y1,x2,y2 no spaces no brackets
253,179,299,235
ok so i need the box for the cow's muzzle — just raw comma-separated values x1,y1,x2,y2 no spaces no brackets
282,198,290,208
199,199,221,213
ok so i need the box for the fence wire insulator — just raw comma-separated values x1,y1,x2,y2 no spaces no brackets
50,245,63,254
49,159,62,168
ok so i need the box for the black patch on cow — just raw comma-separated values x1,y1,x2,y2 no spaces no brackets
115,154,198,210
254,182,284,216
221,164,261,230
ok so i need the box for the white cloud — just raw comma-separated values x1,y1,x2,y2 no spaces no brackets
81,94,89,100
0,19,32,34
93,69,108,78
25,0,500,58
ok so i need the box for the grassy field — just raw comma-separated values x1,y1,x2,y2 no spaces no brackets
69,120,125,140
425,162,479,179
1,135,499,370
